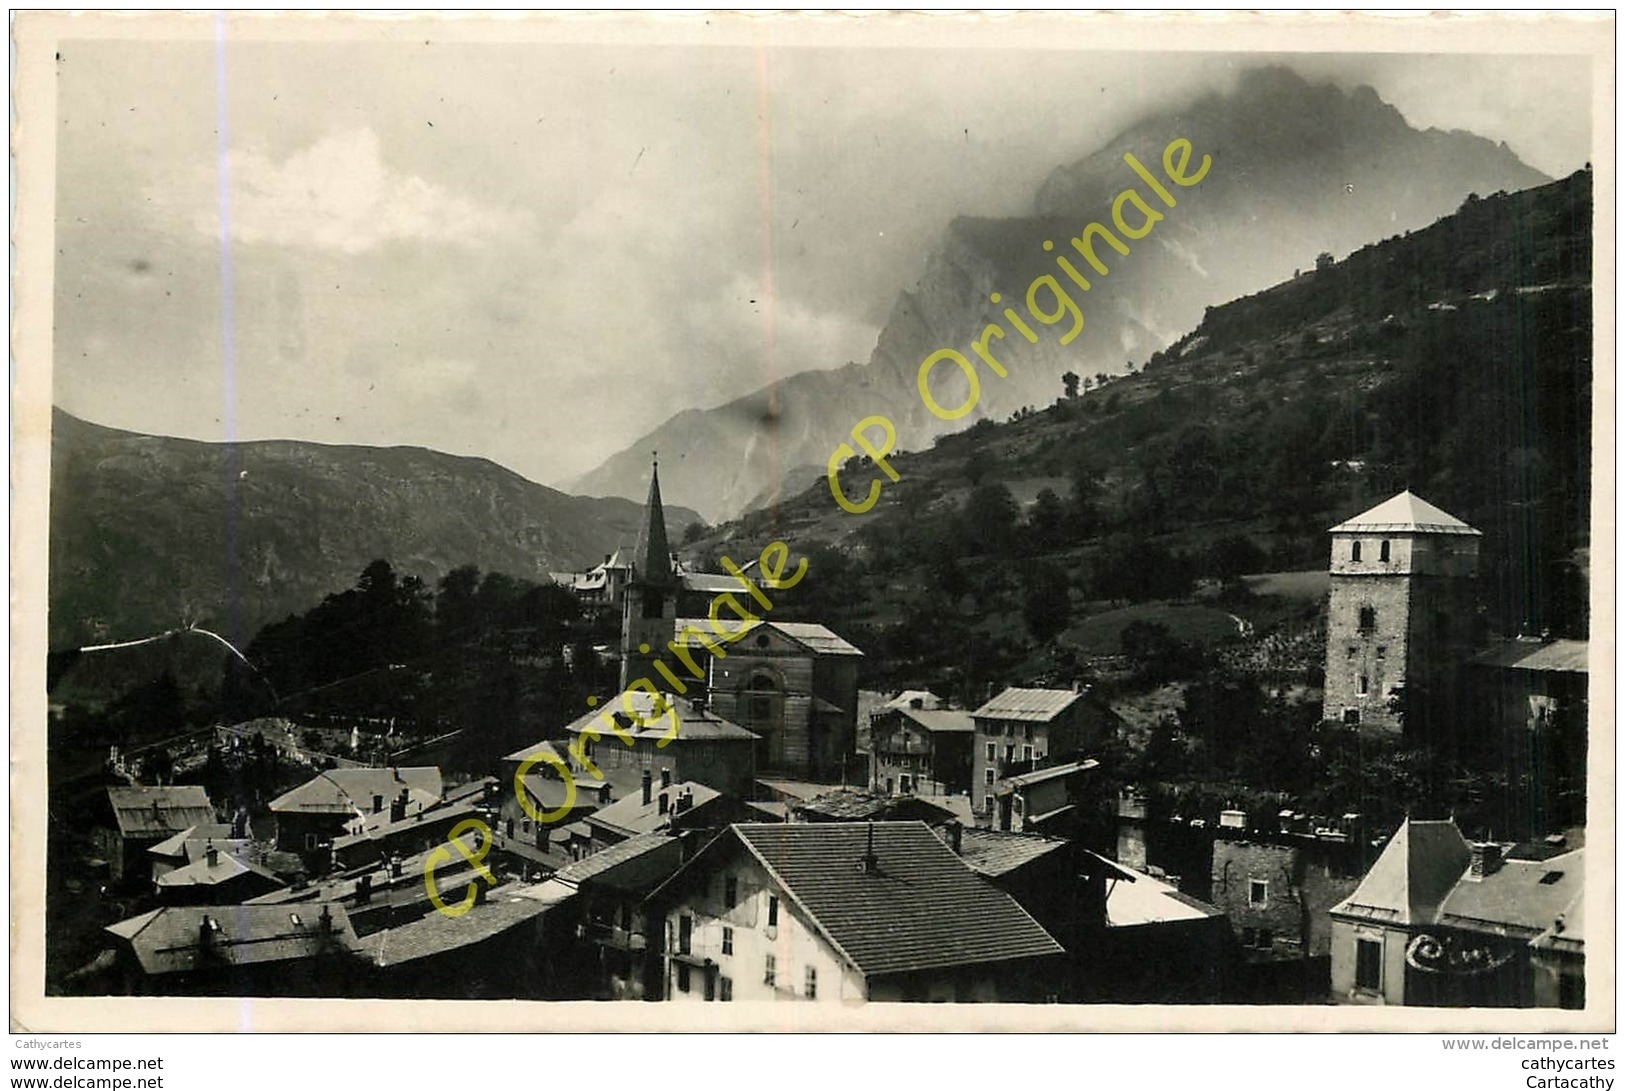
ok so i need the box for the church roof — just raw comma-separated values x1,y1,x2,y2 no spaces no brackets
1327,490,1481,536
634,461,676,588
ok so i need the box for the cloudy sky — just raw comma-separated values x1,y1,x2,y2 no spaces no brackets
48,24,1595,486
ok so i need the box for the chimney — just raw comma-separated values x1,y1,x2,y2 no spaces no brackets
676,788,693,815
537,825,550,850
318,904,333,935
389,853,403,878
205,842,219,868
599,783,613,805
947,822,963,855
472,880,489,907
661,767,672,790
372,793,384,814
199,915,219,948
858,822,880,874
642,770,653,806
356,874,373,905
1469,842,1504,879
658,792,669,815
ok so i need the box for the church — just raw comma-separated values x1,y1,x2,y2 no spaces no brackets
607,460,865,786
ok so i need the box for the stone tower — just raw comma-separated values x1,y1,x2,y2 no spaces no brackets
620,459,680,691
1321,490,1481,733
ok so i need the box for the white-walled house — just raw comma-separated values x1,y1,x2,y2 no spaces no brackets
645,821,1064,1003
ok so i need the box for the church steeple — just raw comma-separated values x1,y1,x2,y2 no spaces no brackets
635,455,675,588
622,456,681,690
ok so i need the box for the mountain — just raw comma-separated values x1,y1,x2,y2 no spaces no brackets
688,169,1593,662
47,410,702,648
570,66,1550,521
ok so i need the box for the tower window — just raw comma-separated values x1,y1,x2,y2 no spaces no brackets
1376,646,1386,659
1379,540,1391,562
1351,541,1362,562
1357,674,1369,696
1358,606,1377,633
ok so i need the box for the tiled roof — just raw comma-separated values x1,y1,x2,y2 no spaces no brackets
1328,490,1481,536
106,904,358,975
792,789,957,824
148,824,237,859
551,831,684,893
1331,819,1472,926
358,882,568,968
331,797,485,851
268,767,442,816
1105,866,1224,926
588,782,720,837
1003,759,1100,789
671,619,864,657
956,829,1071,878
561,693,758,742
881,690,945,712
155,849,283,890
897,708,975,734
107,786,216,840
502,739,565,765
972,687,1081,723
180,838,255,865
1470,639,1590,674
725,822,1064,978
1438,849,1584,940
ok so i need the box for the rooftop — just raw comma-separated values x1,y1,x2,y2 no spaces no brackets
972,687,1082,723
1328,490,1481,536
268,767,442,816
550,831,685,893
881,689,946,712
107,785,216,840
357,882,568,968
792,789,958,824
894,707,976,734
663,822,1063,979
155,848,283,891
672,618,863,657
1003,759,1100,789
1470,638,1590,674
106,904,358,975
956,828,1072,878
561,693,758,743
588,781,721,837
148,823,237,859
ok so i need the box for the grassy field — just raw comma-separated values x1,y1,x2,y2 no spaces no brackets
1064,601,1250,656
1243,570,1330,600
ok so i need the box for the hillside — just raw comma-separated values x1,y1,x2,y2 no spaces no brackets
686,169,1593,695
47,411,701,648
571,66,1550,520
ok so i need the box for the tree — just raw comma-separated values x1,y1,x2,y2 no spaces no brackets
960,483,1020,557
1026,488,1069,553
1062,371,1080,399
682,520,708,545
1021,561,1072,644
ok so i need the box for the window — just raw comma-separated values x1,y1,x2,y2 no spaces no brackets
1343,708,1361,725
1257,929,1273,949
1376,645,1386,659
984,769,995,785
1005,745,1015,764
1241,927,1256,947
1355,938,1382,991
805,966,818,999
722,927,734,955
704,968,717,1001
985,742,996,762
764,953,777,988
1379,539,1390,562
1358,605,1377,633
984,795,996,815
1350,541,1362,562
1023,745,1033,761
1004,722,1014,737
678,914,692,956
1249,879,1268,907
677,963,691,993
1346,645,1357,659
619,902,631,932
1356,673,1369,696
1560,972,1585,1010
767,895,779,928
1023,724,1033,740
724,875,737,908
720,976,733,1002
304,833,319,850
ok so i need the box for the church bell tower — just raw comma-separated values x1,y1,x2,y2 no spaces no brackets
621,458,680,691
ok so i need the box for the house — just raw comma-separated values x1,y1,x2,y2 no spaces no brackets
147,823,237,884
993,759,1104,843
153,842,286,905
329,780,494,872
1329,818,1584,1008
1468,636,1590,833
561,691,759,800
99,785,218,885
585,770,750,851
528,831,689,1000
645,821,1065,1002
789,787,959,828
1320,490,1482,733
1097,857,1235,1003
970,687,1121,823
102,903,363,996
550,548,635,614
870,695,974,797
267,767,442,868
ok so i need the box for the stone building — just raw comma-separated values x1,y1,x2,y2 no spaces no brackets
1321,490,1482,733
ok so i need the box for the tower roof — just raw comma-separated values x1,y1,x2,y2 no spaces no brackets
1328,490,1481,536
634,459,675,587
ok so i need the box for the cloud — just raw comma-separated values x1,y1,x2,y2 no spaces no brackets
155,127,532,253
